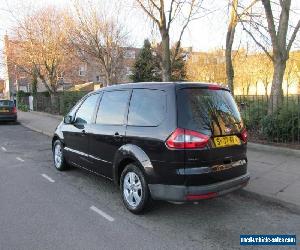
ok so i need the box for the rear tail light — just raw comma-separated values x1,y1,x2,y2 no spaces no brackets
12,107,17,114
240,128,248,143
166,128,210,149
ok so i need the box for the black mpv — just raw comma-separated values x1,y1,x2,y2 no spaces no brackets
52,82,250,213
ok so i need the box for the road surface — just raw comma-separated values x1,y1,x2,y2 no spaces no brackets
0,123,299,250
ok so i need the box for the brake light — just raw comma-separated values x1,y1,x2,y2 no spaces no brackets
208,85,221,90
241,129,248,143
12,107,17,114
166,128,210,149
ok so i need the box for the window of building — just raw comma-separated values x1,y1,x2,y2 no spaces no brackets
128,89,166,126
96,91,130,125
124,50,135,59
79,64,87,76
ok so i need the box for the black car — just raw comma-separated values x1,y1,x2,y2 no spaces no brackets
52,82,250,213
0,100,17,122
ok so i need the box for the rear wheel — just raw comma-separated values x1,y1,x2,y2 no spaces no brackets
120,163,151,214
53,140,68,171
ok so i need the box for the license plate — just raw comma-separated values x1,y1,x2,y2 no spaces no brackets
214,136,241,148
0,109,9,113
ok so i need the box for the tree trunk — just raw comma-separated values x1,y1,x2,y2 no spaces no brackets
268,59,286,114
255,81,258,96
264,80,268,102
247,84,250,95
160,29,171,82
104,71,112,87
225,0,238,95
225,27,236,95
50,92,59,114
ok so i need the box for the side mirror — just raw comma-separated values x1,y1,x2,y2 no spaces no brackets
64,115,74,124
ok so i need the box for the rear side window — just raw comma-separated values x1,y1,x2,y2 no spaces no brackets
128,89,166,126
0,100,14,107
177,88,242,136
96,91,130,125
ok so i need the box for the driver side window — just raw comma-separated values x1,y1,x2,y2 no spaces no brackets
74,94,100,124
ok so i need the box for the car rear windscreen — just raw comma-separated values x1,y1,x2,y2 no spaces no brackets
177,88,243,136
0,100,14,107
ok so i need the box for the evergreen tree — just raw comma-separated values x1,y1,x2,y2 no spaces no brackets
171,47,187,81
130,39,160,82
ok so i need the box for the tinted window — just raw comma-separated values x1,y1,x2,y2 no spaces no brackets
96,91,130,125
0,100,14,107
74,94,99,124
128,89,166,126
177,88,242,136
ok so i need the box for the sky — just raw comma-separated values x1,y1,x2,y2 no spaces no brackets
0,0,299,78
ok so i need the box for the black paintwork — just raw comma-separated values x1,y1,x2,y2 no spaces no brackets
53,82,248,200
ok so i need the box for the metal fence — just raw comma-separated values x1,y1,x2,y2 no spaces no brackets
235,95,300,146
19,92,300,147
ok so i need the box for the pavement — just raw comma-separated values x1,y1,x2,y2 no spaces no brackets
18,111,300,210
0,123,299,250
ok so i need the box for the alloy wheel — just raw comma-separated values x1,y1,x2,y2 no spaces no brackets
123,172,143,208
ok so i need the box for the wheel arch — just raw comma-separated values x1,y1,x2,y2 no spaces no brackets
113,144,154,185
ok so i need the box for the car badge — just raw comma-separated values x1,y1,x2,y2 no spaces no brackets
225,127,231,133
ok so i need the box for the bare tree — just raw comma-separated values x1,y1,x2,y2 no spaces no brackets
241,0,300,113
9,7,72,102
225,0,258,94
68,1,129,86
257,53,273,97
284,56,298,96
135,0,206,81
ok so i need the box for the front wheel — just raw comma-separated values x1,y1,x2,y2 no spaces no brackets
120,163,152,214
53,140,68,171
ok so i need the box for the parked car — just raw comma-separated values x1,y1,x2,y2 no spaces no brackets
0,100,17,122
52,82,250,213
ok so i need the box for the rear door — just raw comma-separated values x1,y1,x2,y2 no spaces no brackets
177,87,247,185
88,90,131,178
63,93,100,168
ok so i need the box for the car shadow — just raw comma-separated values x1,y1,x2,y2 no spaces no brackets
0,121,20,126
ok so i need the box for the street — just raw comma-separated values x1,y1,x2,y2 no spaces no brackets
0,123,299,250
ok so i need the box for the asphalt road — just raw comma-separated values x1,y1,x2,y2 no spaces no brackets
0,123,299,250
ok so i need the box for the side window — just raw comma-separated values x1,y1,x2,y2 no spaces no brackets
74,94,99,124
128,89,166,126
96,91,130,125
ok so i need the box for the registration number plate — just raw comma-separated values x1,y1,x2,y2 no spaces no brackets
0,109,9,113
214,136,241,148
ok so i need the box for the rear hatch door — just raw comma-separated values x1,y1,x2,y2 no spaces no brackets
0,100,14,115
177,87,247,185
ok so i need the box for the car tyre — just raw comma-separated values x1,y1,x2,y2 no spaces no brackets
53,140,68,171
120,163,152,214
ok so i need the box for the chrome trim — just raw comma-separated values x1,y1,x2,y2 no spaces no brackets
88,154,111,164
177,159,247,175
64,147,88,157
64,147,111,164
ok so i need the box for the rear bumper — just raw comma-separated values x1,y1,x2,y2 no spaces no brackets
0,114,17,121
148,173,250,202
